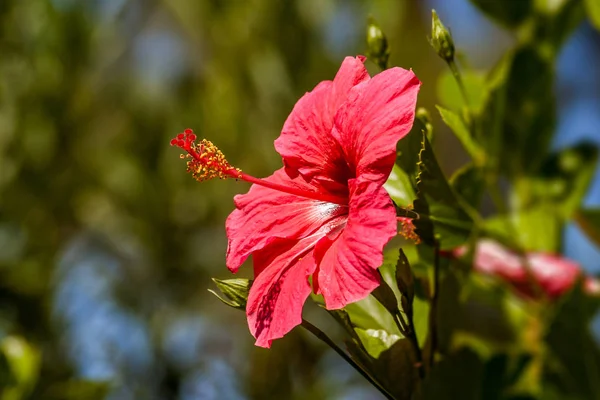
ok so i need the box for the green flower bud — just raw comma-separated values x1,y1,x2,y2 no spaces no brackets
366,17,390,70
209,278,251,310
430,10,455,63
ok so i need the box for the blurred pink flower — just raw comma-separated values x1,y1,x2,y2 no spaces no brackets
455,239,600,299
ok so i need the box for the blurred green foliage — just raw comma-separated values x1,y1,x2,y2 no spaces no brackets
1,0,600,399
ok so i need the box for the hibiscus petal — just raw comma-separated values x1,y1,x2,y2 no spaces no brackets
315,178,397,309
225,168,347,272
529,253,581,298
247,237,318,348
333,67,421,183
274,56,369,187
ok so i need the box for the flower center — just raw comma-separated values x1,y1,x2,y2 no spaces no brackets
171,129,348,205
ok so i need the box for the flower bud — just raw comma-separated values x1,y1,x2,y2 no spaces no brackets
366,17,390,70
454,239,599,300
430,10,455,63
209,278,250,310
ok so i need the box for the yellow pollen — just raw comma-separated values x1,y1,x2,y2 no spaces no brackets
184,139,241,182
398,216,421,244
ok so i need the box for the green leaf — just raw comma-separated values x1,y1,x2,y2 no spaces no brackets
486,51,513,92
437,70,487,115
396,126,424,182
510,143,598,251
545,143,598,218
209,278,251,310
575,208,600,247
0,336,40,400
412,134,474,250
543,283,600,399
503,46,555,175
384,164,416,206
371,276,400,318
468,0,533,28
512,203,561,252
586,0,600,30
412,292,430,350
344,295,399,335
436,105,485,164
355,328,401,359
450,164,485,210
395,248,415,306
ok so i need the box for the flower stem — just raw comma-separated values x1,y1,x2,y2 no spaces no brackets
300,319,396,400
448,59,470,115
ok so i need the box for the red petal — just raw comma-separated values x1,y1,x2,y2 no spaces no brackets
247,237,319,348
469,240,583,299
469,240,526,282
274,56,369,187
333,67,421,183
314,178,396,309
225,168,347,273
529,253,581,298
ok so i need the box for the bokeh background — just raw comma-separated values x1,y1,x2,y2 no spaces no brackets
0,0,599,398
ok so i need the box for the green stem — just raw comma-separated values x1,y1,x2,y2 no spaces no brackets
427,240,441,371
404,311,426,379
300,319,396,400
448,59,470,116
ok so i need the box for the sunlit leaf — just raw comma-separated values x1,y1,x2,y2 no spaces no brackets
355,328,401,359
384,164,416,206
512,203,561,252
436,70,487,115
436,105,485,164
344,295,399,335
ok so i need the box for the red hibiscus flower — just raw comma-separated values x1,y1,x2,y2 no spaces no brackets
455,239,600,299
172,56,420,347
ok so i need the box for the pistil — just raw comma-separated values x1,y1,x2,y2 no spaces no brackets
171,129,348,205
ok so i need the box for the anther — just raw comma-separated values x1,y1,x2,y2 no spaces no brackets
170,129,242,182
